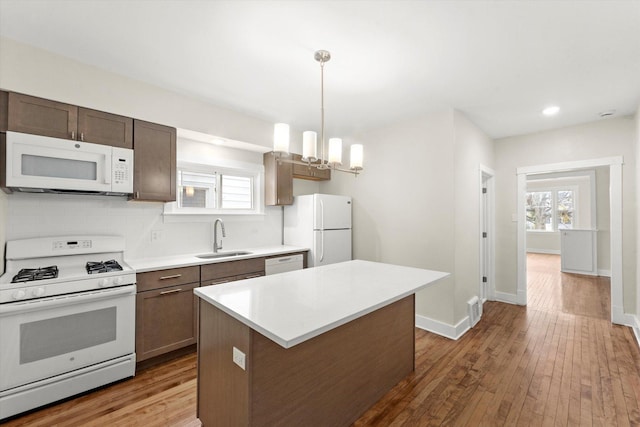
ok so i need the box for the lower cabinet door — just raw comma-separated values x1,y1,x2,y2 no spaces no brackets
135,282,198,361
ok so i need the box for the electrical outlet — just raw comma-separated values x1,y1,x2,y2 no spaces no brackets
232,347,246,370
150,229,163,243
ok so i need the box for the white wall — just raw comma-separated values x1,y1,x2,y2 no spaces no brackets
452,110,495,321
0,37,291,260
495,117,636,312
321,109,494,330
322,111,457,324
636,104,640,323
0,38,279,149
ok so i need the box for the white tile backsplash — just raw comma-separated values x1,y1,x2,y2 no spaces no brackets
7,193,283,259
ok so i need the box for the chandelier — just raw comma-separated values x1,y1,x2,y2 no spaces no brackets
272,50,363,176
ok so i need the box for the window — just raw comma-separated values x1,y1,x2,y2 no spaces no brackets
526,189,574,231
556,190,574,229
167,161,262,215
179,171,216,208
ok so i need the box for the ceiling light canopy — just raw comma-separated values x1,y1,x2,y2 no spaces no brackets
599,109,616,118
542,105,560,116
271,50,363,176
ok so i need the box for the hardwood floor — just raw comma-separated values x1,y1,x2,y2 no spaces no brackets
4,253,640,426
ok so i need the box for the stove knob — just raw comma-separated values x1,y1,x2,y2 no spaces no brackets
98,278,109,288
32,287,46,297
13,290,27,300
114,277,124,286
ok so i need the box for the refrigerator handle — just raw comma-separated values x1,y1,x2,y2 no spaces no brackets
319,199,325,263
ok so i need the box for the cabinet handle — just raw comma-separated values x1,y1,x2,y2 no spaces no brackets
71,131,75,140
80,132,84,141
209,280,230,285
245,274,262,279
277,257,292,263
159,274,182,280
160,288,182,295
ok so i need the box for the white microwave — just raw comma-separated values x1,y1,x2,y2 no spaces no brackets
3,131,134,195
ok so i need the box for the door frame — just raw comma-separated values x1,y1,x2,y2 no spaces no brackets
516,156,626,325
479,165,495,303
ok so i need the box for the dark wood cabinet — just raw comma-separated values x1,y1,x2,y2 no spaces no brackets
263,152,293,206
134,252,303,365
132,120,176,202
291,154,331,181
1,91,176,203
135,266,200,362
2,92,133,148
6,92,77,139
0,91,8,131
200,257,265,286
77,107,133,148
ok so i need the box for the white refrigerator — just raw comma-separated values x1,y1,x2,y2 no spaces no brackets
284,194,352,267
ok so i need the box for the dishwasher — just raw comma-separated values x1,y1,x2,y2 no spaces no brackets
265,254,304,275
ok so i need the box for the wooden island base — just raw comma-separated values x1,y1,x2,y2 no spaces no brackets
197,295,415,427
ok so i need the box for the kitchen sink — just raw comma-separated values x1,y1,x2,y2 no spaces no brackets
196,251,252,259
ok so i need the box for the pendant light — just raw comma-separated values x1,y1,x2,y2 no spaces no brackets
272,50,363,176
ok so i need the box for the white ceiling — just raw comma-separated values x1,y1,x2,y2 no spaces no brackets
0,0,639,139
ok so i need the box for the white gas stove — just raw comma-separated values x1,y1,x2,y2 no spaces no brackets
0,235,136,420
0,235,136,304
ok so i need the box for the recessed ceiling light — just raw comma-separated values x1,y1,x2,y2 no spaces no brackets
542,106,560,116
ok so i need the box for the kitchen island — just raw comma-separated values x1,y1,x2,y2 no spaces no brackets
194,260,449,427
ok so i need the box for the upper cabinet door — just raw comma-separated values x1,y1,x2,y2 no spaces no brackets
7,93,78,140
132,120,176,202
77,108,133,148
263,152,293,206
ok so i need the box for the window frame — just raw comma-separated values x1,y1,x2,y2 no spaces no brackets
526,185,579,233
164,160,264,217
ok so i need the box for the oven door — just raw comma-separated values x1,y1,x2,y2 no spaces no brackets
0,285,135,392
5,131,113,192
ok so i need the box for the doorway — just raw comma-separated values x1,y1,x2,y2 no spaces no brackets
516,157,624,324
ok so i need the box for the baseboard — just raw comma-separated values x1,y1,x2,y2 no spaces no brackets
612,305,636,327
633,315,640,350
415,314,470,340
493,291,520,305
526,248,561,255
597,269,611,277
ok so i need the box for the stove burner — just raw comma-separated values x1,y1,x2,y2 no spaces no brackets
86,260,123,274
11,266,59,283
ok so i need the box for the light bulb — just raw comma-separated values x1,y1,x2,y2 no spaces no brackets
350,144,363,170
273,123,290,153
302,131,317,161
328,138,342,165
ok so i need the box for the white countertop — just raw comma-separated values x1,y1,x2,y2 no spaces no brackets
126,245,308,273
194,260,450,348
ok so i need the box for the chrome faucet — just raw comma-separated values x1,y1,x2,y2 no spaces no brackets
213,218,226,253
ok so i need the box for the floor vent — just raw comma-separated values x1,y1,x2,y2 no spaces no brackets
467,296,482,328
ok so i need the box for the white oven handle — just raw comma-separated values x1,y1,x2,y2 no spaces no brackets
0,285,136,316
